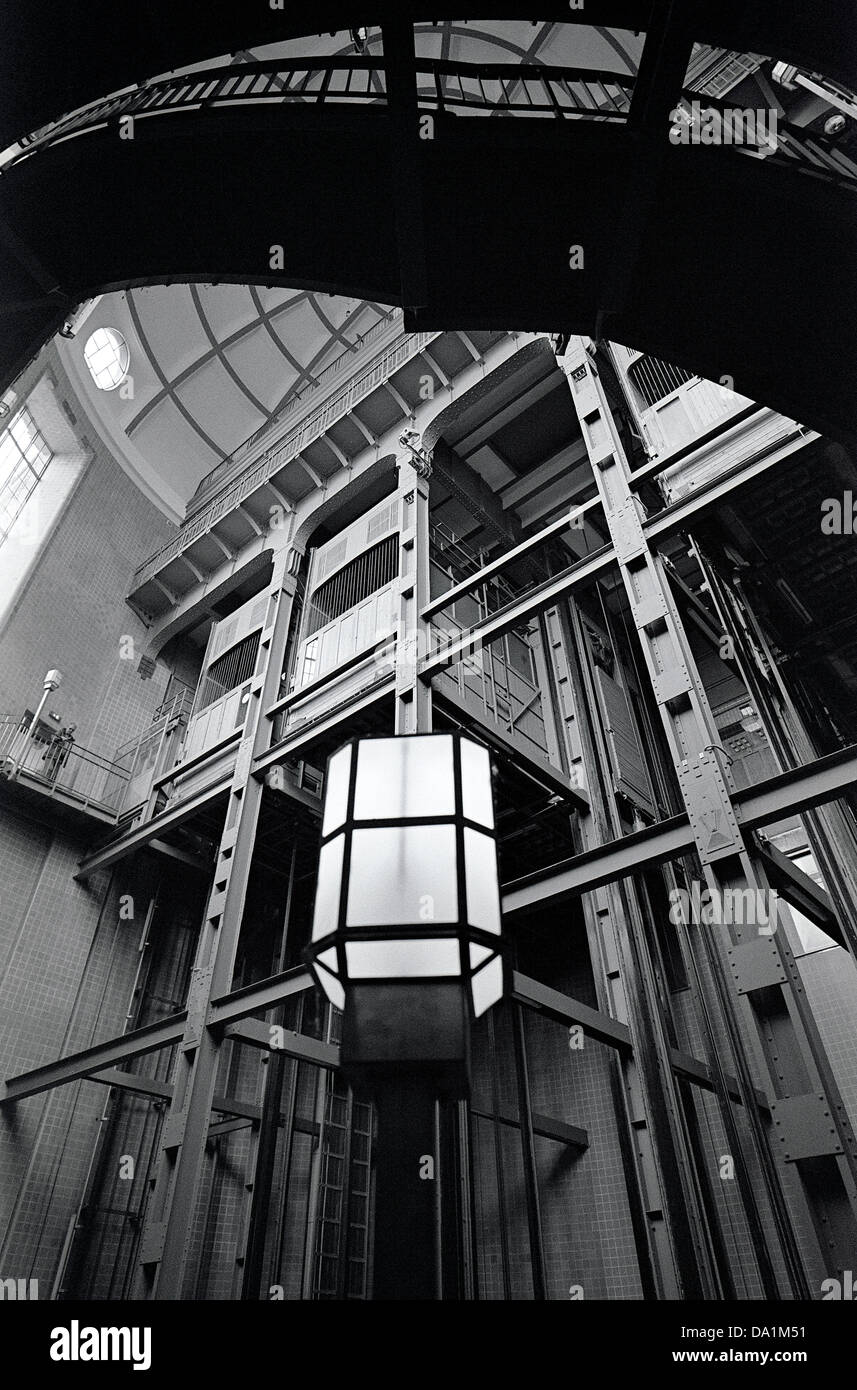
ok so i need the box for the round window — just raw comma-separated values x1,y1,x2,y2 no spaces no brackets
83,327,130,390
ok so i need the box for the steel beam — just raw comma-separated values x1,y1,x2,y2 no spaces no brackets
86,1068,173,1102
643,426,814,543
503,742,857,916
419,545,615,678
207,967,314,1029
755,840,840,938
222,1017,339,1070
561,338,857,1293
511,971,632,1053
75,774,231,880
133,547,301,1299
0,1014,187,1105
419,419,819,684
257,677,395,776
421,501,602,620
470,1103,588,1150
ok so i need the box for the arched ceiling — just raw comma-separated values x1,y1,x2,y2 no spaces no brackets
58,287,397,520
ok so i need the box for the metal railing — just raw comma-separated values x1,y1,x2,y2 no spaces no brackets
130,327,443,591
194,311,402,505
0,717,129,814
10,50,854,195
5,58,639,174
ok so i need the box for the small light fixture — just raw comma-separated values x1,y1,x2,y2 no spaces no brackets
306,731,504,1094
824,113,847,137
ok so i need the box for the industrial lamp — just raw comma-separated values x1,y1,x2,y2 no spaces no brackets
306,731,504,1094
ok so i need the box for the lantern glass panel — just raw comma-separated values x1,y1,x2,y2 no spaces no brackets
312,833,344,940
353,734,455,820
464,828,501,934
346,824,458,926
472,955,504,1017
322,744,352,837
345,938,461,978
316,966,346,1010
318,947,339,974
461,738,494,828
469,942,493,969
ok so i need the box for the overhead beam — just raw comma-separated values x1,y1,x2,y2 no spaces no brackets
503,743,857,916
755,839,841,938
3,962,779,1113
470,1101,589,1150
432,438,520,549
75,773,230,879
419,545,615,676
420,422,819,673
0,1013,187,1105
511,971,632,1052
422,499,602,620
222,1016,339,1069
207,966,315,1030
256,677,395,776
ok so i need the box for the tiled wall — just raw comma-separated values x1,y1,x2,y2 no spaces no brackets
0,340,181,1294
0,808,145,1291
0,343,175,760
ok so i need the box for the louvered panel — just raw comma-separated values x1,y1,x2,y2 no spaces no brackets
595,666,654,816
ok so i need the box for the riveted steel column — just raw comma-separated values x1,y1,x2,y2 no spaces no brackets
560,340,857,1291
549,596,713,1297
133,544,302,1299
395,448,433,735
693,541,857,964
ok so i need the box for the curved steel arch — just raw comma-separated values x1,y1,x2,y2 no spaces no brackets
2,6,857,443
0,93,854,440
3,3,856,152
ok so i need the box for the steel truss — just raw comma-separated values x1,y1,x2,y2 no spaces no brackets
6,336,857,1299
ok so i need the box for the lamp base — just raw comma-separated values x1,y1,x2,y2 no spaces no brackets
340,982,470,1098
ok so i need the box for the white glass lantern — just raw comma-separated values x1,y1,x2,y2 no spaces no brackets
306,732,504,1091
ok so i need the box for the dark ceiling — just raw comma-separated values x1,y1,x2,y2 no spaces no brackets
1,5,856,444
4,3,857,149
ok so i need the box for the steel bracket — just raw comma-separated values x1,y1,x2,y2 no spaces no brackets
770,1093,844,1162
139,1220,167,1266
727,937,788,995
677,755,743,863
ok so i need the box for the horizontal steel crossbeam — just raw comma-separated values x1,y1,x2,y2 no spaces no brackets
0,1014,187,1105
503,743,857,915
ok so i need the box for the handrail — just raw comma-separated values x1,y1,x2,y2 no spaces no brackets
5,58,639,172
130,327,444,590
0,716,129,814
186,311,401,510
10,54,850,204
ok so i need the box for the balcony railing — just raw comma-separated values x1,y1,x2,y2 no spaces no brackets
0,717,129,815
130,327,443,591
5,58,639,175
8,52,854,197
185,311,402,513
